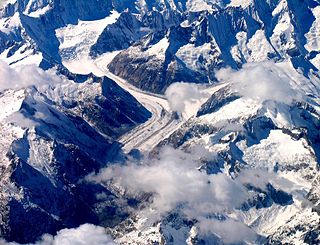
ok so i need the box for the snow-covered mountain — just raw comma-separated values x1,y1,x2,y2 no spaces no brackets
0,0,319,244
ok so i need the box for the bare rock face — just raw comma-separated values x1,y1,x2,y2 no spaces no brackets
108,24,210,93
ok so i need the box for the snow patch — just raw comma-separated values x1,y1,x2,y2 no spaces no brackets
147,37,170,60
176,42,213,72
25,5,52,18
305,6,320,52
56,10,120,75
0,89,25,121
246,30,275,62
200,97,261,125
228,0,253,8
186,0,213,12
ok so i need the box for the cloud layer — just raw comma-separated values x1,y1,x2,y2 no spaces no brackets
0,61,62,92
88,146,258,243
216,61,303,104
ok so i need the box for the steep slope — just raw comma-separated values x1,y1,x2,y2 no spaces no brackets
0,65,151,243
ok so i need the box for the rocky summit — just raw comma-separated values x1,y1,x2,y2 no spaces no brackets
0,0,319,244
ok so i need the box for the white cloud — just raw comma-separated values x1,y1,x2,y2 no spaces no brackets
237,168,307,199
87,146,258,244
216,61,303,104
0,61,62,92
198,218,257,244
165,82,210,119
1,224,117,245
0,1,8,8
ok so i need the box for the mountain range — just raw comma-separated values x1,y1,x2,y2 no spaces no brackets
0,0,319,244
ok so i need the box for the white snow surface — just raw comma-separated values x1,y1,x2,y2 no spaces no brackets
147,37,170,60
186,0,213,12
228,0,253,8
56,10,120,75
305,6,320,69
24,4,52,17
305,6,320,53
